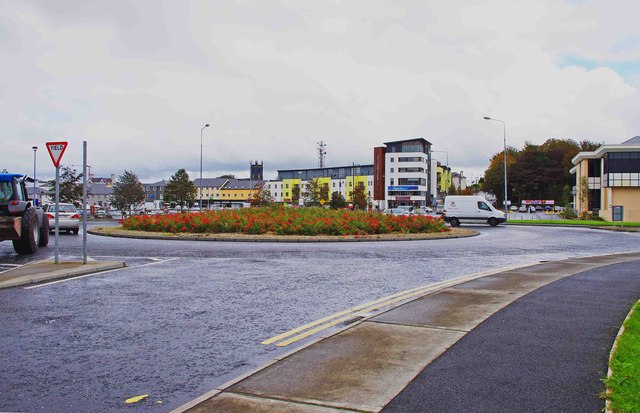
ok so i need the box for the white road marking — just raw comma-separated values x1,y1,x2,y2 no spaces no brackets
23,257,179,289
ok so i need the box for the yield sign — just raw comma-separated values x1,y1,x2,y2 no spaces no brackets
46,141,69,167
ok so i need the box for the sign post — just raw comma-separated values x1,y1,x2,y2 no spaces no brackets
46,141,69,264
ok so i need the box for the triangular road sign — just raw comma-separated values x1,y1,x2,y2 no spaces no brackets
46,141,69,167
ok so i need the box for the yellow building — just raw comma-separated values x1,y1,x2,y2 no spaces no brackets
194,178,228,208
571,137,640,222
218,179,259,206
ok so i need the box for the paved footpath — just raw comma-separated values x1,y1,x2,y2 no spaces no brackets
383,258,640,412
177,252,640,413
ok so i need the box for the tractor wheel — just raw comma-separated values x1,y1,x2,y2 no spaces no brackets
39,213,49,246
13,207,40,254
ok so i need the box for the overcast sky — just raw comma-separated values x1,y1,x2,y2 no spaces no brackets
2,0,639,184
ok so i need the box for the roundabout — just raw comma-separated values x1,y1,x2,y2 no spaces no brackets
88,225,479,242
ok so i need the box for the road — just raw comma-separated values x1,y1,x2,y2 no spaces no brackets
1,221,639,412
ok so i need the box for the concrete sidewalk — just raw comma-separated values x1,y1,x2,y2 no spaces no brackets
175,251,640,413
0,259,125,289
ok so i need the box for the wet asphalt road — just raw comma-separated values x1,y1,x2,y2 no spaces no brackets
1,221,639,412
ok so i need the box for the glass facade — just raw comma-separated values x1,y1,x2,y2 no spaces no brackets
385,139,430,154
278,165,374,180
603,152,640,187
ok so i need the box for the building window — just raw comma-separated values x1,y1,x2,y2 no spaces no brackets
390,157,394,162
390,168,394,173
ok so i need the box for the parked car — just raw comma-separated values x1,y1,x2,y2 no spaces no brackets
386,208,411,216
529,206,536,213
396,206,413,213
411,209,430,216
510,206,518,211
518,205,527,213
44,203,80,234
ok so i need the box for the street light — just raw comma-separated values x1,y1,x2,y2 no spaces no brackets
199,123,210,211
483,116,508,215
32,146,37,205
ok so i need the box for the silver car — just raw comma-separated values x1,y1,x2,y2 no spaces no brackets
44,203,80,234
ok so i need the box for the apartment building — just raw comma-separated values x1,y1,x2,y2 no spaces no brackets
375,138,433,209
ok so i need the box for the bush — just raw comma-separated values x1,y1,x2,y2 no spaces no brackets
560,209,577,220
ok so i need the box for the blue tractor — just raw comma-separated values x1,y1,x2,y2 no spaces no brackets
0,173,49,254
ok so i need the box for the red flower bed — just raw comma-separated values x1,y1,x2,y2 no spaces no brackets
121,207,449,236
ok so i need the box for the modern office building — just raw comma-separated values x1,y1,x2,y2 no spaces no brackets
571,136,640,221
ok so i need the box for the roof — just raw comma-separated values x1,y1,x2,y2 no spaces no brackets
383,137,432,146
143,179,167,187
572,137,640,165
88,183,113,195
221,179,262,190
193,178,228,188
622,136,640,145
0,173,24,182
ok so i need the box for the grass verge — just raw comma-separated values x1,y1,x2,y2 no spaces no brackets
507,219,640,227
604,300,640,412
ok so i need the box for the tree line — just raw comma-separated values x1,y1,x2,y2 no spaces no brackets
481,138,601,207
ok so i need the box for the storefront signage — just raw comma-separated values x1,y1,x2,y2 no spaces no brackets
388,186,419,191
521,199,554,205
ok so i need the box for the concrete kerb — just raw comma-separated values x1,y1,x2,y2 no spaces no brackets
0,259,126,289
605,299,639,413
172,251,640,413
88,227,480,243
506,222,640,232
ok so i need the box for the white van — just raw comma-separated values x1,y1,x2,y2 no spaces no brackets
443,195,506,227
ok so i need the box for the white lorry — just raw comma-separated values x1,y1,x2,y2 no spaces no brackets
443,195,506,227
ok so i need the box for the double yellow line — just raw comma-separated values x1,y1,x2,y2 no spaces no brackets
261,262,539,347
262,282,447,347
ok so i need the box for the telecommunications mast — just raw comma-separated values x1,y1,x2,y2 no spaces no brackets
317,141,327,168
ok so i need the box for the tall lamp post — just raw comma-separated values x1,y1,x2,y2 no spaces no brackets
199,123,210,211
483,116,508,214
32,146,38,205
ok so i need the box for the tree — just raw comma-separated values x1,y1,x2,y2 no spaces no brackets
49,166,83,206
291,184,301,204
448,183,458,195
578,176,589,213
482,147,517,208
111,171,145,214
217,174,235,179
482,138,592,206
302,179,329,207
579,140,602,151
351,186,369,210
250,183,274,207
329,191,347,209
163,169,197,210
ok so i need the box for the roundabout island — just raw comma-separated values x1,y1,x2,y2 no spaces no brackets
88,207,480,242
